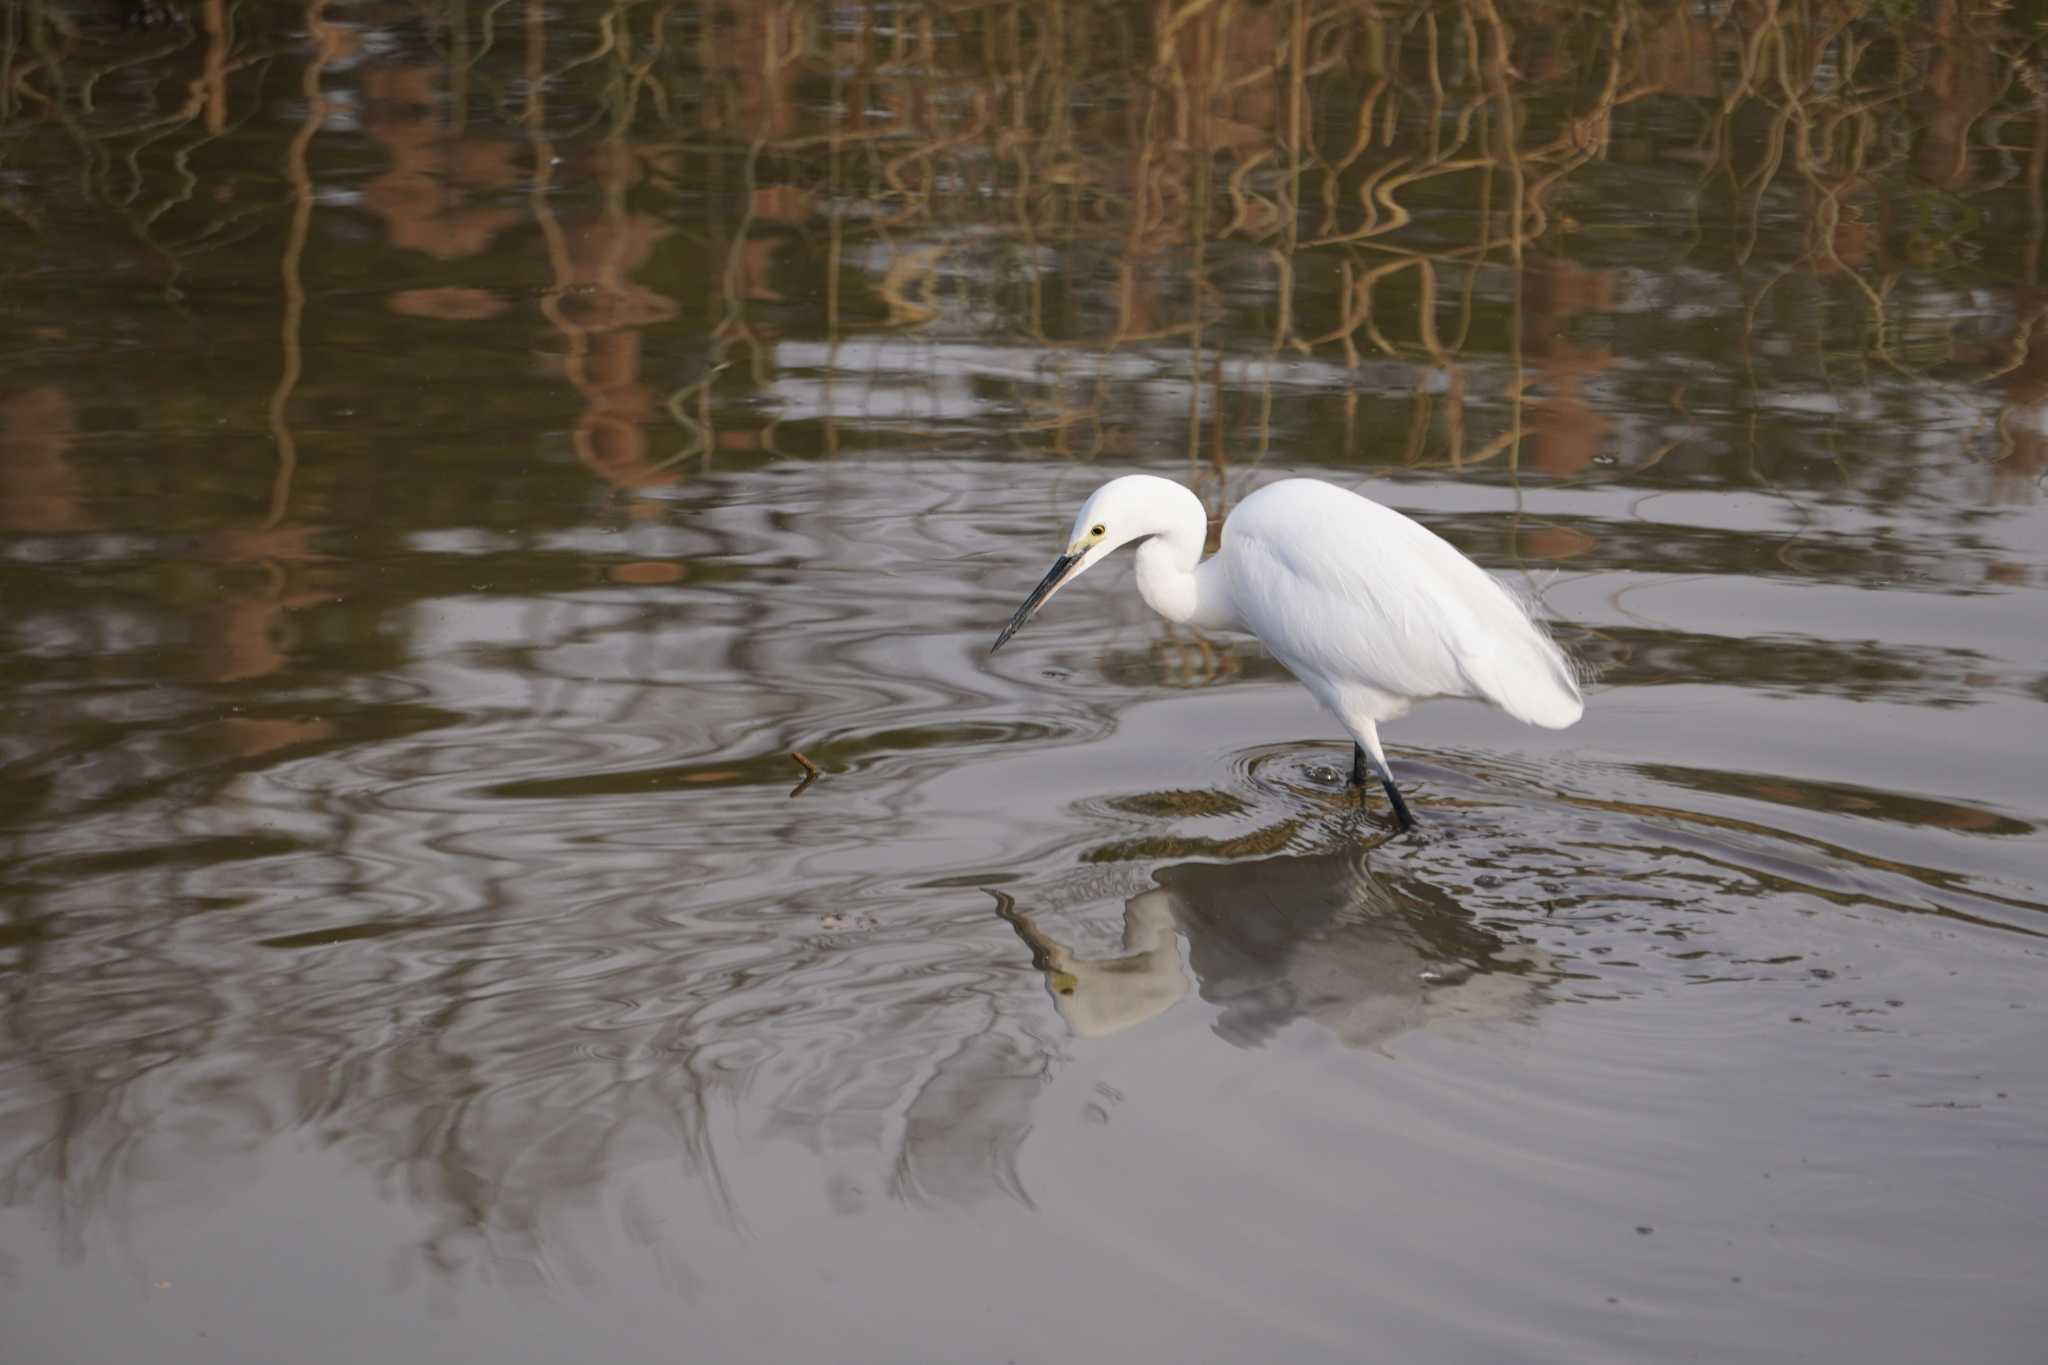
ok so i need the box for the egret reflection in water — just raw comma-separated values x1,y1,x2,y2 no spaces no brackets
995,844,1551,1049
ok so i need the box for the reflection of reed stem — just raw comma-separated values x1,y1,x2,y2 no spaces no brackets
0,2,15,123
1478,0,1525,473
525,0,588,462
202,0,227,134
447,0,469,137
263,0,330,532
2029,103,2047,289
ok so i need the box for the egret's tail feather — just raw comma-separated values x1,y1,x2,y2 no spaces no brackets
1460,584,1584,729
1505,631,1584,728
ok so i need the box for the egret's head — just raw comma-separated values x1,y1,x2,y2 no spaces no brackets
991,476,1187,653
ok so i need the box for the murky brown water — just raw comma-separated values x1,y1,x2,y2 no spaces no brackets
3,2,2046,1361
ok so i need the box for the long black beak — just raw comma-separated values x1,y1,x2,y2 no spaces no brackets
991,552,1082,653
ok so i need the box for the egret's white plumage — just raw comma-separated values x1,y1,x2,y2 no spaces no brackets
991,474,1582,830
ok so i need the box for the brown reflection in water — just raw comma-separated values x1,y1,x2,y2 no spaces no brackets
698,2,799,140
0,387,88,534
1985,280,2048,509
361,64,524,262
526,2,684,499
1520,259,1617,478
6,0,2040,485
1915,0,2005,193
174,525,333,684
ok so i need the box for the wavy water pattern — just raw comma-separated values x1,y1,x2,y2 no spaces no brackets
2,2,2047,1362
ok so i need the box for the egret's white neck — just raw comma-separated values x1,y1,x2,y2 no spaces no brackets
1133,516,1238,632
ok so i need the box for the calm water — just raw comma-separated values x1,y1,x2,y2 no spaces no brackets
3,2,2046,1361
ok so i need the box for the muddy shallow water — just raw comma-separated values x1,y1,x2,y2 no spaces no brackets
2,3,2046,1362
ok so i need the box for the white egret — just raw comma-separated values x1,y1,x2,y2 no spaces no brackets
990,475,1583,832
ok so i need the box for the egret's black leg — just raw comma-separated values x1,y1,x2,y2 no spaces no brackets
1350,741,1417,833
1380,775,1417,833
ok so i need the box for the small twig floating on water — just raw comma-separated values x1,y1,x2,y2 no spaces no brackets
789,751,823,798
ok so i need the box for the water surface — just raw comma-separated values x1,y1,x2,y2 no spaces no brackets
2,3,2045,1362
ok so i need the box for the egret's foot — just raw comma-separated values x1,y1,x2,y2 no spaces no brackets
1342,804,1419,847
1342,776,1418,833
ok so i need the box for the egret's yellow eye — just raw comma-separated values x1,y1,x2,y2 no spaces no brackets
1090,523,1106,538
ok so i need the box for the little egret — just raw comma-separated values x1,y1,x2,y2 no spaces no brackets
990,475,1583,832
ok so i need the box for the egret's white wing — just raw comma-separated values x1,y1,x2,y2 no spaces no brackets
1222,480,1581,727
